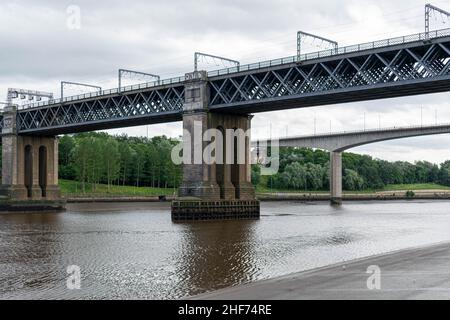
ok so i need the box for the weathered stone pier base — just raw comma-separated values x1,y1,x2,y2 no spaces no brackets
0,105,65,212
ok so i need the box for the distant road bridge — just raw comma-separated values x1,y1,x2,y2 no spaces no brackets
255,123,450,203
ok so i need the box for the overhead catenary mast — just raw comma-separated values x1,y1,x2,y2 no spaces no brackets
194,52,240,72
60,81,102,100
297,31,338,61
118,69,160,93
425,4,450,38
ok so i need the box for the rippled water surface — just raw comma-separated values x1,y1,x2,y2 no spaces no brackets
1,200,450,299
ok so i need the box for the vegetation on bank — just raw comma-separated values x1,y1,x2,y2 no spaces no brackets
254,147,450,192
60,179,176,197
59,179,450,198
59,133,182,193
45,132,450,196
255,179,450,194
378,183,450,191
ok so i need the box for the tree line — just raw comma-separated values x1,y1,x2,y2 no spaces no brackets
257,147,450,191
59,132,182,192
0,132,447,193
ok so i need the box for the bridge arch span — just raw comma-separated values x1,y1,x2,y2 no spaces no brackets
276,124,450,153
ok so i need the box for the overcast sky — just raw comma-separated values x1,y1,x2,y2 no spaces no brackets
2,0,450,164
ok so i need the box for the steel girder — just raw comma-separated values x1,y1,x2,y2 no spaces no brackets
208,40,450,113
17,85,184,135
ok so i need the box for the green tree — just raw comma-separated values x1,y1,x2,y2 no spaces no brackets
439,161,450,186
281,162,307,190
59,135,76,180
344,169,364,191
251,165,261,186
74,137,94,192
102,137,120,191
118,141,132,186
415,161,439,183
305,163,326,190
132,144,147,188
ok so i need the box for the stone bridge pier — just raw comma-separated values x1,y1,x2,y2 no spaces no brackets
171,72,260,221
0,105,63,210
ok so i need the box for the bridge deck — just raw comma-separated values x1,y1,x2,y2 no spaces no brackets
261,123,450,152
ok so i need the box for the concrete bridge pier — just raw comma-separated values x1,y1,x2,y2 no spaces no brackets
172,71,259,221
330,151,343,205
0,105,64,211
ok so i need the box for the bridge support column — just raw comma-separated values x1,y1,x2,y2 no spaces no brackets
209,113,255,201
0,105,64,211
177,108,222,200
177,72,221,200
173,71,259,221
330,151,343,205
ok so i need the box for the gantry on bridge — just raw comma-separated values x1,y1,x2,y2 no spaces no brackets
3,25,450,218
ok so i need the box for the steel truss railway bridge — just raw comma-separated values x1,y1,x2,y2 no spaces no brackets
2,27,450,217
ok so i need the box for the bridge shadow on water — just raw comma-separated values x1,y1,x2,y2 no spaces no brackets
173,220,260,297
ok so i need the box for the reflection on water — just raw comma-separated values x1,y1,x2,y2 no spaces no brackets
1,200,450,299
175,221,258,297
321,233,355,246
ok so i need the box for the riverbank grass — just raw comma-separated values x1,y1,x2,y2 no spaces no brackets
60,179,177,197
255,177,450,194
380,183,450,191
60,179,450,198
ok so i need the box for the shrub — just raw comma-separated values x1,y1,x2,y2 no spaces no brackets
405,190,415,199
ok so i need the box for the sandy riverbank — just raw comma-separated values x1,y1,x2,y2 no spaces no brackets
191,241,450,300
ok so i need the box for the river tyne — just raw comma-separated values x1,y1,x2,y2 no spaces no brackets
1,200,450,299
